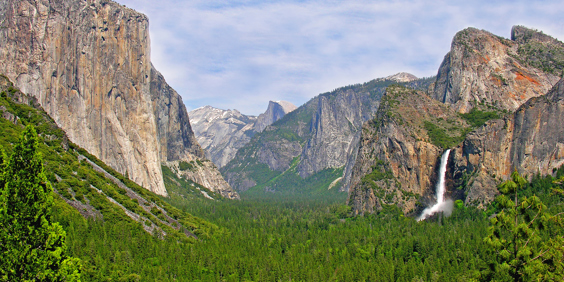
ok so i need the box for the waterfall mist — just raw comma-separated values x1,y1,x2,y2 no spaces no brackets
418,149,453,221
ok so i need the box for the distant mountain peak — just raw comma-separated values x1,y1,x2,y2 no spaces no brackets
254,101,297,133
385,72,418,83
273,100,297,114
189,100,296,168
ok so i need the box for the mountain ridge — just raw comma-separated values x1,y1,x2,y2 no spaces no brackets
189,100,296,168
220,74,435,194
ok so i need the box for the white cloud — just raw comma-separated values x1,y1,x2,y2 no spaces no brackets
118,0,564,115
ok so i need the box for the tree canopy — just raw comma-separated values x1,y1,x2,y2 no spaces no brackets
0,125,80,281
483,170,564,281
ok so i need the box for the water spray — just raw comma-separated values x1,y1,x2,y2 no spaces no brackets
418,149,453,221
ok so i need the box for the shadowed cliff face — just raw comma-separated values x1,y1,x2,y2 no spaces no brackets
0,0,237,198
149,66,205,162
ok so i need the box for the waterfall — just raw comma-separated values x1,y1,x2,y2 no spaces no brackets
418,149,453,221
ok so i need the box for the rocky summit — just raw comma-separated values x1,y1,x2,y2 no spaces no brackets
0,0,237,199
431,27,560,114
254,101,298,133
348,26,564,215
385,72,418,83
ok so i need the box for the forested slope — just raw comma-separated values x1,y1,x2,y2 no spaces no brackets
0,75,223,280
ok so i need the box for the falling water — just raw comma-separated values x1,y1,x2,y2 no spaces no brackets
418,149,453,221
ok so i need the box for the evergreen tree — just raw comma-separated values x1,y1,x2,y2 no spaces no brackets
483,170,562,281
0,125,80,281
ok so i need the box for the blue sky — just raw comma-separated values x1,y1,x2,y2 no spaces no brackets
118,0,564,115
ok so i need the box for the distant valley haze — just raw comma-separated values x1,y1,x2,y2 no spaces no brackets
117,0,564,115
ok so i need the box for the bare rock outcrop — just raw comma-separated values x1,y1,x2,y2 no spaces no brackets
189,101,296,169
347,86,468,215
432,27,560,113
348,26,564,215
222,74,430,193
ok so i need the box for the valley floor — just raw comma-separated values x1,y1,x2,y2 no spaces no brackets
55,174,563,282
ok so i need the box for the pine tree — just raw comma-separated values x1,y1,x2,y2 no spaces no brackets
483,170,562,281
0,125,81,281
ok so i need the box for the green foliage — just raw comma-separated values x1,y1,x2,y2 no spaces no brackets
0,76,221,280
361,160,394,189
222,75,436,197
170,197,492,281
0,125,81,281
515,39,564,77
482,171,564,281
178,161,194,171
243,164,346,201
460,108,500,128
424,121,469,149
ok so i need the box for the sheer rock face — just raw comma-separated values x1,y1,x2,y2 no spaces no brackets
349,27,564,215
297,90,377,179
347,86,466,215
149,66,205,162
221,74,429,193
0,0,236,198
254,101,297,133
432,27,560,114
452,78,564,208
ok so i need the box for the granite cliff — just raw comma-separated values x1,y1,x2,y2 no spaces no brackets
348,26,564,215
189,106,257,168
347,85,470,215
451,77,564,208
431,27,560,113
0,0,237,198
0,74,218,239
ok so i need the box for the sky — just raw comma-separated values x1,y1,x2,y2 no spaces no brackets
117,0,564,116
